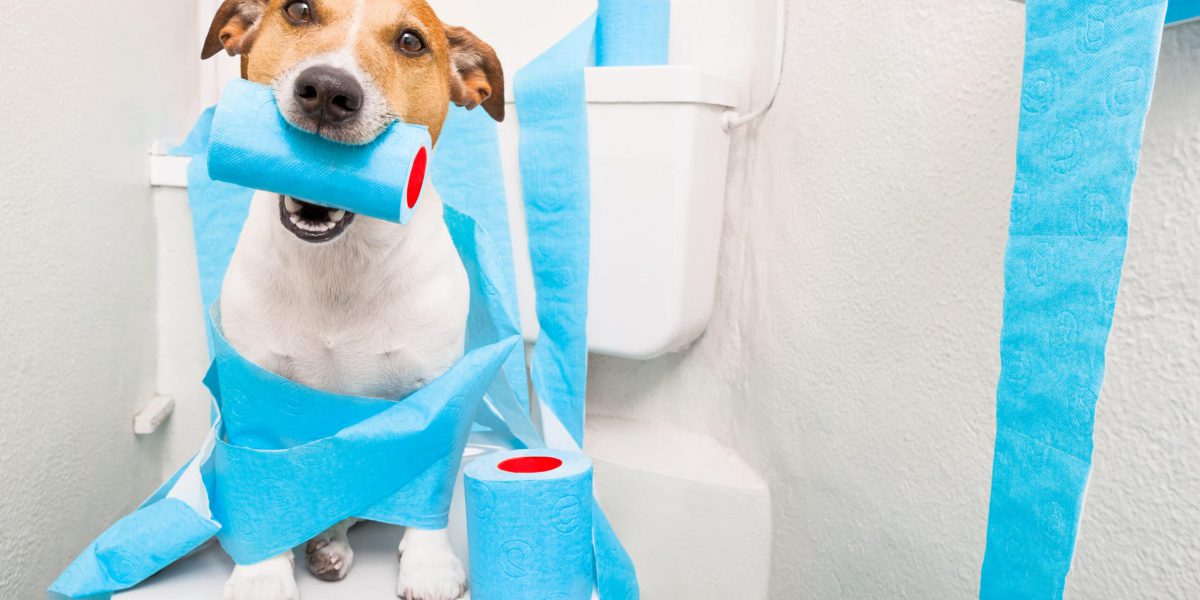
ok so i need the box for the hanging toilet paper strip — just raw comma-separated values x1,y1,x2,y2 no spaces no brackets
433,106,543,450
511,12,640,599
207,79,431,225
980,1,1167,598
595,0,670,66
465,450,597,600
516,13,597,450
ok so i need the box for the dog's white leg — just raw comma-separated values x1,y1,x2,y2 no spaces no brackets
397,527,466,600
222,552,299,600
305,518,358,581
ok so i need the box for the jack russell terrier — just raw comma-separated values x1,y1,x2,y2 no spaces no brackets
201,0,505,598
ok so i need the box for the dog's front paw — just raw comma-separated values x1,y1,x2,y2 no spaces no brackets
306,533,354,581
222,555,300,600
397,529,466,600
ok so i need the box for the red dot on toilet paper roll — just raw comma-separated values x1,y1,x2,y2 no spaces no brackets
498,456,563,474
407,147,428,209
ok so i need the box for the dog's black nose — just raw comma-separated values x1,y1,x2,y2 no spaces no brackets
293,66,364,125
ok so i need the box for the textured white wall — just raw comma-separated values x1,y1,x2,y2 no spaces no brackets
588,2,1200,598
0,1,198,598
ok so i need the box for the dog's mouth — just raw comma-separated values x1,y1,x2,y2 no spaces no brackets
278,195,355,243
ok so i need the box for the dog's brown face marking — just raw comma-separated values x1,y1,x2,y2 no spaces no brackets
203,0,504,145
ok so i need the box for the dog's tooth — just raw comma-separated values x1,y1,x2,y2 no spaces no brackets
290,214,301,225
284,196,302,214
329,209,346,223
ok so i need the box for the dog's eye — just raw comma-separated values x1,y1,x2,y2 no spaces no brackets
397,30,426,55
284,0,313,23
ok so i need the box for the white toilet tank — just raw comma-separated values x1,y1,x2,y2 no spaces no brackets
500,66,740,359
433,0,748,359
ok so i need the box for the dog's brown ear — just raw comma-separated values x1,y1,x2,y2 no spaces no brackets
202,0,268,59
445,26,505,122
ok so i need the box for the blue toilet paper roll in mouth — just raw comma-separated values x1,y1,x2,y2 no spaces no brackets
207,78,432,226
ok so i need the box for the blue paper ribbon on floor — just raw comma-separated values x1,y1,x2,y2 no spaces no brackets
980,1,1168,598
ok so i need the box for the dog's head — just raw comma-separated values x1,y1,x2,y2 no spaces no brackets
203,0,503,242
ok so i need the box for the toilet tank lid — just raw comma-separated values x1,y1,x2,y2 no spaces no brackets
504,65,744,108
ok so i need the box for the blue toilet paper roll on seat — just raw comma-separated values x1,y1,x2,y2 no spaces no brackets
981,1,1168,598
466,450,598,600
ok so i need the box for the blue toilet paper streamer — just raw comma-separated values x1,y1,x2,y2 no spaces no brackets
433,106,543,450
49,499,220,599
465,450,597,600
595,0,670,66
516,14,597,449
207,79,431,225
512,12,639,599
980,1,1167,598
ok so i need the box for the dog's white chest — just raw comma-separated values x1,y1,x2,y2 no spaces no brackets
253,305,464,399
219,191,469,400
